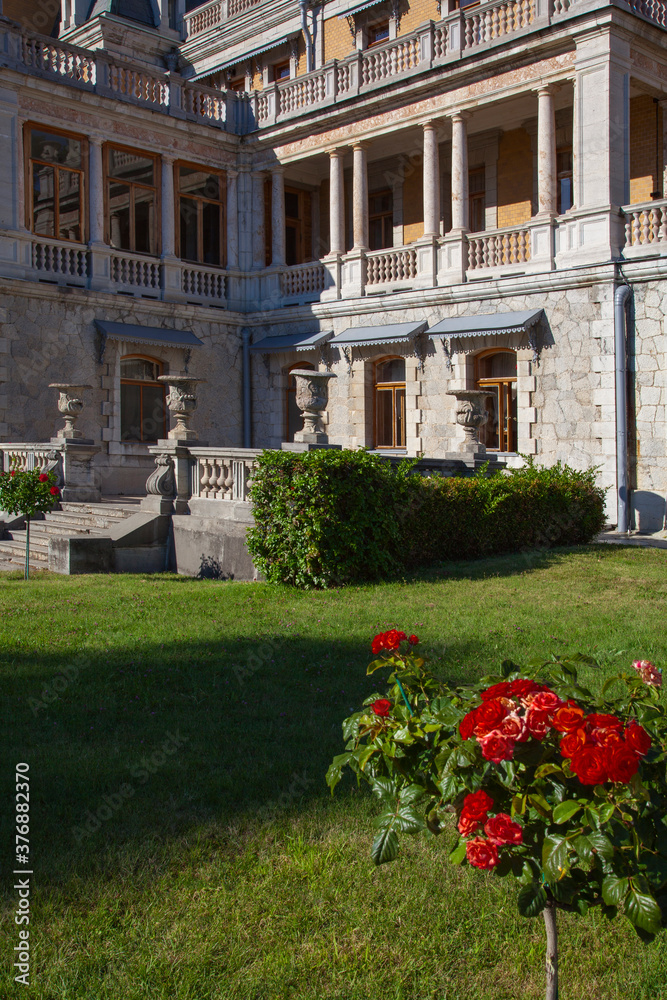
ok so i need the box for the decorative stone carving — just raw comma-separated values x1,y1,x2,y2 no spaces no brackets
146,453,176,497
49,384,92,440
291,370,337,444
158,376,206,442
446,389,489,454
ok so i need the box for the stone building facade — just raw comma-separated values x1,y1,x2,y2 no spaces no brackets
0,0,666,522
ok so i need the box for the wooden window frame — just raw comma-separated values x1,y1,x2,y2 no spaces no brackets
120,354,167,444
556,145,573,215
104,142,160,256
474,348,518,453
469,165,485,233
374,355,406,450
285,361,315,441
367,20,390,46
284,186,313,266
25,122,88,243
176,160,226,268
368,188,393,251
273,60,290,82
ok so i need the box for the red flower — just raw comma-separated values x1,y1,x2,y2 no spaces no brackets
458,812,483,837
632,660,663,688
408,634,418,645
10,470,15,476
559,728,589,758
484,813,523,846
371,630,407,654
590,726,623,749
606,744,640,783
525,709,551,740
499,712,528,742
473,698,509,737
529,690,563,717
551,705,585,733
50,486,60,496
569,746,608,785
371,699,392,717
38,473,49,482
479,731,515,763
460,789,494,822
625,722,651,757
480,682,512,702
459,710,477,741
466,837,500,870
507,678,546,701
586,713,623,731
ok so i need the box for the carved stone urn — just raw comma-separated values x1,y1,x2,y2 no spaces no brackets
49,384,92,440
158,376,206,442
291,370,337,444
446,389,489,454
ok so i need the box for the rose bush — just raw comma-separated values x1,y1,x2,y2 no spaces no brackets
0,467,61,578
327,635,667,999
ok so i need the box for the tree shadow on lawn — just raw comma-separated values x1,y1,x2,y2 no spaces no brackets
0,633,495,891
402,544,603,585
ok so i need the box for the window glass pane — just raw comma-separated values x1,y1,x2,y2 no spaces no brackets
140,385,166,442
178,166,220,201
285,191,300,219
395,387,405,447
480,388,500,450
58,170,81,242
369,217,384,251
108,149,155,186
376,388,394,447
32,164,55,236
109,183,131,249
202,201,220,264
180,197,199,262
376,358,405,383
120,383,142,441
134,188,156,254
478,352,516,379
121,358,159,381
369,22,389,44
31,130,81,169
286,223,298,266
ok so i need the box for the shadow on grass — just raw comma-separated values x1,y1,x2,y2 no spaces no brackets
401,544,603,585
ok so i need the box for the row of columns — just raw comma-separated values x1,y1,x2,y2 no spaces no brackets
325,85,557,256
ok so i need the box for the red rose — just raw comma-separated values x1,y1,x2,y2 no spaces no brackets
587,713,623,731
507,678,545,701
371,699,392,717
484,812,523,846
466,837,500,870
50,486,60,496
559,729,589,758
408,635,418,645
529,690,563,717
590,726,623,749
632,660,663,688
480,682,512,702
552,705,585,733
479,731,515,763
606,744,640,783
38,473,49,482
459,710,477,741
460,789,494,821
569,746,608,785
499,712,528,742
625,722,651,756
526,709,551,740
458,812,483,836
10,470,15,476
473,698,509,737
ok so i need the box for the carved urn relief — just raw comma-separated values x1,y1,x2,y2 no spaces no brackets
49,384,92,440
446,389,489,454
158,375,206,442
291,370,337,444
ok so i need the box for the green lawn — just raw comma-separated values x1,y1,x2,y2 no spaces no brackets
1,545,667,999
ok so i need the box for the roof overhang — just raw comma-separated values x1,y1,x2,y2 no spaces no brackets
194,32,300,77
338,0,385,17
95,321,204,355
329,321,427,349
428,309,544,339
249,330,333,353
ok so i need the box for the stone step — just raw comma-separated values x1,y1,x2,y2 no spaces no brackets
44,511,126,530
19,522,106,538
0,537,49,562
59,501,139,518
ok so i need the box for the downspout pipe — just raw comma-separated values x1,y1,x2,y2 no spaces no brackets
300,0,314,73
242,329,252,448
614,283,631,533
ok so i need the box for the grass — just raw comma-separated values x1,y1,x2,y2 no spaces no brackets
1,544,667,999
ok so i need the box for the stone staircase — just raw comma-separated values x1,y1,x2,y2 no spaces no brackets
0,500,141,569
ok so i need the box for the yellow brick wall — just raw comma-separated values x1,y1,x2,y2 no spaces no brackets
6,0,58,33
398,0,440,35
403,171,424,243
294,34,307,77
630,94,662,203
251,65,263,91
324,15,356,63
497,128,533,228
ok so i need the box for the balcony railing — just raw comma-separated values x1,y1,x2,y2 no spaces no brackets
189,448,262,502
623,199,667,248
366,247,418,288
467,226,532,270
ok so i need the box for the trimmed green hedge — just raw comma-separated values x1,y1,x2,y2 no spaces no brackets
246,449,607,588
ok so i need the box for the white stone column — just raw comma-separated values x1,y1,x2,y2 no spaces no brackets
89,136,104,244
251,170,266,269
271,167,285,266
536,86,557,217
450,111,470,232
352,141,368,251
161,153,176,258
226,168,239,269
329,148,345,255
422,120,441,238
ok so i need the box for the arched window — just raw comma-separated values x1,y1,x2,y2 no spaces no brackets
120,356,166,443
374,357,406,450
285,361,315,442
474,349,517,452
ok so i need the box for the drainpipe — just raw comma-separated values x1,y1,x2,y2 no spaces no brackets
242,329,252,448
614,283,631,533
300,0,314,73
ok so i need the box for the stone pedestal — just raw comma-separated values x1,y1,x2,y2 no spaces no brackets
158,375,206,443
144,439,204,515
287,370,337,446
49,383,92,439
446,389,489,455
50,439,101,502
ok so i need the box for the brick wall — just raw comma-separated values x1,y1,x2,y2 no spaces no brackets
398,0,440,35
251,65,263,91
497,128,533,228
403,170,423,242
324,15,355,62
294,34,307,77
630,94,662,203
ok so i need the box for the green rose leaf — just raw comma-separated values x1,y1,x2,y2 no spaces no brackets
602,875,629,906
543,834,569,881
371,827,399,865
553,800,582,825
449,841,466,865
326,753,355,791
625,887,662,936
517,882,548,918
587,831,614,861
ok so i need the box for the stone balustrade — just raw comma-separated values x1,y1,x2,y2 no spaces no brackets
623,199,667,251
280,262,326,300
0,444,62,475
467,226,532,270
366,247,418,288
189,448,263,502
32,238,89,284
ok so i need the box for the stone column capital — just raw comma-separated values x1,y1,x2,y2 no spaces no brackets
536,83,556,98
89,134,104,148
327,146,347,159
270,163,286,176
161,152,177,165
352,139,370,151
420,118,441,132
450,109,471,123
227,167,239,180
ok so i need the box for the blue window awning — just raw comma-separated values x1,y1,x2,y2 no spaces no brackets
249,330,333,353
329,321,427,349
428,309,543,339
95,321,203,349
